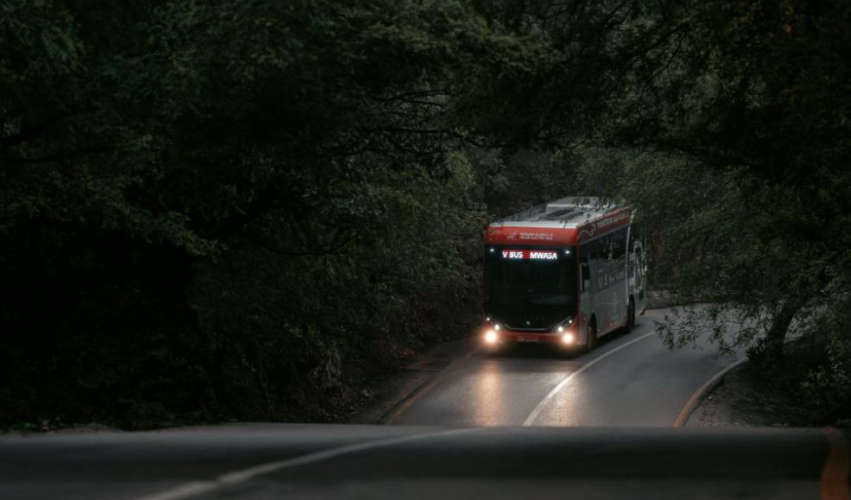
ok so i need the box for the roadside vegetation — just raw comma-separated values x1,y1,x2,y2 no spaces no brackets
2,0,849,428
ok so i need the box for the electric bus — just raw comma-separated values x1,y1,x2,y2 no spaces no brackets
481,197,646,350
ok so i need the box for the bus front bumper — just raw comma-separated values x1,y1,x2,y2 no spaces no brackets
482,328,577,347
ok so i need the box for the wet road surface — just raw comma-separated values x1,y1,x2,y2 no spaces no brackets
390,308,740,427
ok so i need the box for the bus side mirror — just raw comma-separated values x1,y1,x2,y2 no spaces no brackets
581,264,590,291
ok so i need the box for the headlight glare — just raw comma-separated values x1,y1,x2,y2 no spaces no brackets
484,329,499,344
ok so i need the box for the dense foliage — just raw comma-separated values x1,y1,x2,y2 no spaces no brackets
1,0,496,426
2,0,849,426
587,0,851,422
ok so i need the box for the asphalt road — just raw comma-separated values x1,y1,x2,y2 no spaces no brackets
6,307,844,500
389,307,741,427
1,425,841,499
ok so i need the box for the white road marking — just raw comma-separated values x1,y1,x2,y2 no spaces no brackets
134,428,478,500
522,332,656,426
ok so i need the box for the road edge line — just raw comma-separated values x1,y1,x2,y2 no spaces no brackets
672,358,747,428
134,428,479,500
522,331,655,426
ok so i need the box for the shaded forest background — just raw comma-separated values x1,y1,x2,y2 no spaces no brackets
2,0,850,428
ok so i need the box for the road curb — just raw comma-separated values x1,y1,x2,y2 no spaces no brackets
376,371,444,425
673,358,748,427
379,344,477,425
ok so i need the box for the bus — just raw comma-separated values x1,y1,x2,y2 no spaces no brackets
481,197,646,351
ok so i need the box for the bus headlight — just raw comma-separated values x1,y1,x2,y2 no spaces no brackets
555,317,573,334
493,323,501,331
484,329,499,345
561,332,575,345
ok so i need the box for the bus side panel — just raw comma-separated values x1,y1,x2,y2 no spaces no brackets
611,227,629,333
630,241,647,314
586,227,629,337
578,243,594,344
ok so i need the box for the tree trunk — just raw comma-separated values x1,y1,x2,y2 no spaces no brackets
763,299,803,361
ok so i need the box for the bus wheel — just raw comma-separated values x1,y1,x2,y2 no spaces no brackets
627,299,636,332
585,318,597,352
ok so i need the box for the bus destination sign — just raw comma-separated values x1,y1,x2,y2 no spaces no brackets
501,250,558,261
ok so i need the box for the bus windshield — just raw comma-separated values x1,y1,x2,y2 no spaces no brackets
484,247,577,330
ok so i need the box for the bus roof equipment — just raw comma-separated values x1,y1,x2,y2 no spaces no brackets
485,197,632,247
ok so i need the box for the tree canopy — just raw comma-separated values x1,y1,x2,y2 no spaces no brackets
2,0,849,427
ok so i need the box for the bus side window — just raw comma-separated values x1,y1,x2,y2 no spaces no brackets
612,228,626,260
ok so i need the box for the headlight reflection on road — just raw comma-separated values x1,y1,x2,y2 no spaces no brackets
472,360,505,426
534,373,588,426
